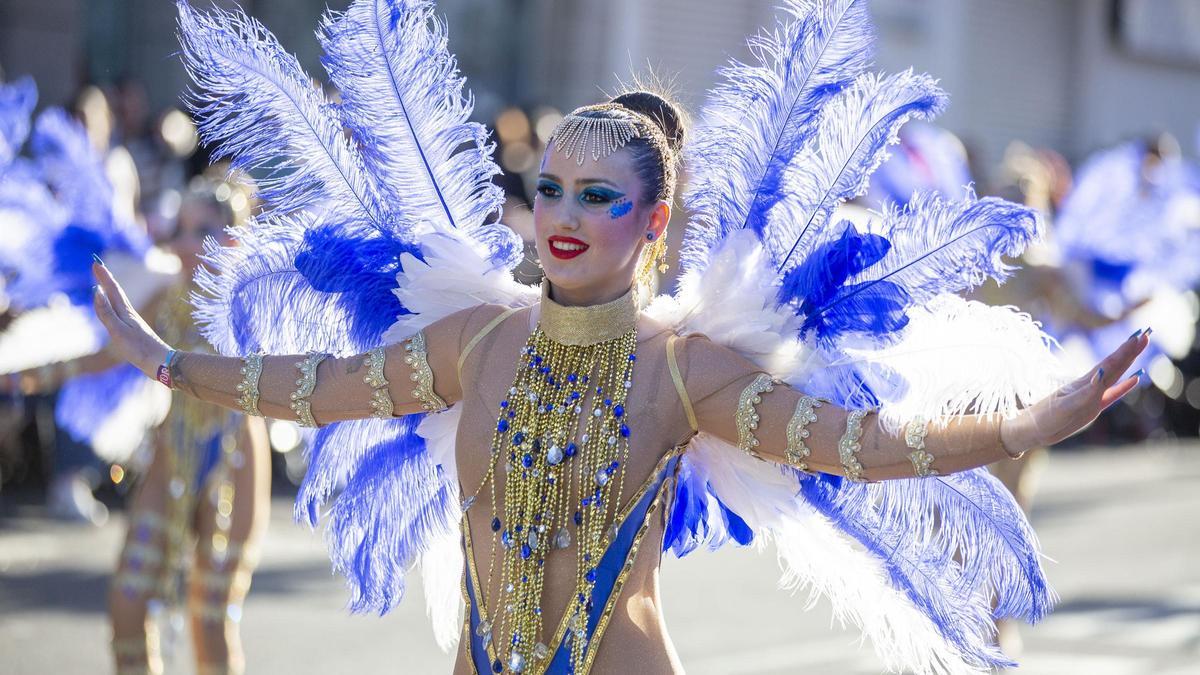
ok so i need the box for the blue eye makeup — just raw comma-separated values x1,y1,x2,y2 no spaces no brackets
609,199,633,219
580,187,624,206
535,180,563,199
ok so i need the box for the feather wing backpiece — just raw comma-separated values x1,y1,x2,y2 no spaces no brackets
647,1,1067,672
177,0,530,643
0,78,168,463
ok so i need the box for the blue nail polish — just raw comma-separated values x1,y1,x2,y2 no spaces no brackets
1133,369,1145,382
1128,329,1142,340
1097,368,1104,380
92,253,104,266
1144,327,1153,337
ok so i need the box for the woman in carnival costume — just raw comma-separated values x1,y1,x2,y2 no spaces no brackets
0,82,270,674
94,1,1147,673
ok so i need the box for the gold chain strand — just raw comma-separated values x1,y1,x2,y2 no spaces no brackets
904,416,937,477
469,324,638,674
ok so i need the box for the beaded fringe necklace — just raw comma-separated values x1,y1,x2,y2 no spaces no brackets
470,282,640,674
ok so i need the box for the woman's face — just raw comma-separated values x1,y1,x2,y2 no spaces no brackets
533,143,668,304
170,200,231,270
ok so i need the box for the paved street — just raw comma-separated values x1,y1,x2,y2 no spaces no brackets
2,442,1198,674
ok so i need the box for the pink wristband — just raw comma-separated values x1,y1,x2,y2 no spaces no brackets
156,350,178,389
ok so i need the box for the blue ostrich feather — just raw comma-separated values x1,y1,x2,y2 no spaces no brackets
774,69,946,272
319,0,509,253
1,104,147,310
175,1,389,228
681,0,875,273
0,76,37,166
777,219,908,339
663,455,755,558
192,213,419,356
299,416,458,615
799,469,1054,670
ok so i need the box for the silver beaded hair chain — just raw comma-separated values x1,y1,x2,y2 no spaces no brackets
550,103,657,166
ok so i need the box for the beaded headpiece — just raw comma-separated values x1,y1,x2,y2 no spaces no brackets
549,103,676,178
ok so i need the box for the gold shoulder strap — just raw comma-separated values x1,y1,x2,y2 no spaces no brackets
666,334,698,433
457,306,522,376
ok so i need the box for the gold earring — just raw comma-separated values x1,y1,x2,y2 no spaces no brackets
636,231,669,289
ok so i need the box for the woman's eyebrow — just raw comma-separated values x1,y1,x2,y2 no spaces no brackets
536,173,561,182
574,178,620,189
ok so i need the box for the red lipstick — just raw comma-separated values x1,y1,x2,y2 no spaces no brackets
548,235,589,260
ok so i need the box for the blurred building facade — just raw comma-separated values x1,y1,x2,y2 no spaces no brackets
2,0,1198,175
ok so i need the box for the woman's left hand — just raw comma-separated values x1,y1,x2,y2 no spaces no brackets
1000,330,1150,454
92,261,172,380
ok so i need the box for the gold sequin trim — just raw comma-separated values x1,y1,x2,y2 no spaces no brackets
235,353,264,417
363,346,394,418
838,409,871,482
364,346,388,389
904,416,938,477
735,374,777,459
289,352,328,427
784,395,823,471
538,279,638,346
403,332,447,413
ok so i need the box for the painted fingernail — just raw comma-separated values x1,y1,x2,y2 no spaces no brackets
1132,368,1145,382
1143,327,1153,337
1128,329,1143,341
92,253,106,267
1093,368,1104,383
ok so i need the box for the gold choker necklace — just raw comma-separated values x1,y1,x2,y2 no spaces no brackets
538,281,638,346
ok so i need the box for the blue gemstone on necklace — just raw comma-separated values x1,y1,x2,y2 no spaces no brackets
497,419,509,432
619,424,630,437
567,373,577,383
502,531,513,548
512,432,525,445
492,659,502,673
613,404,624,417
534,355,543,364
603,398,612,406
544,403,554,412
586,568,597,583
491,517,501,532
574,511,582,525
540,366,550,374
500,400,508,409
569,391,580,400
522,454,533,468
521,544,532,559
629,354,636,361
565,442,577,457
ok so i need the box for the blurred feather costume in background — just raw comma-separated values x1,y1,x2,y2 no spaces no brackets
1047,140,1200,375
0,77,264,675
0,76,172,463
174,0,1069,673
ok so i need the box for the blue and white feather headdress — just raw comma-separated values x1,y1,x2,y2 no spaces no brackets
179,0,1067,670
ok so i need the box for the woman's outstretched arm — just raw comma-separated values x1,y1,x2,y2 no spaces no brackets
91,261,474,426
678,331,1148,481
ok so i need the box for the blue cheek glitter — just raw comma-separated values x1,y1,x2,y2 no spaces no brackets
609,199,633,219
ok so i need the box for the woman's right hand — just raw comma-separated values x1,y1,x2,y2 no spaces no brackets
92,261,172,381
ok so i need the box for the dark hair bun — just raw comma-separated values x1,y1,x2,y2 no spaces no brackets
610,91,686,155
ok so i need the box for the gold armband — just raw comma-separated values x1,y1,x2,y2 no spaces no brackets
235,353,264,417
784,395,823,471
904,416,937,477
290,352,328,427
404,332,447,413
838,408,871,482
735,373,777,458
363,346,394,418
